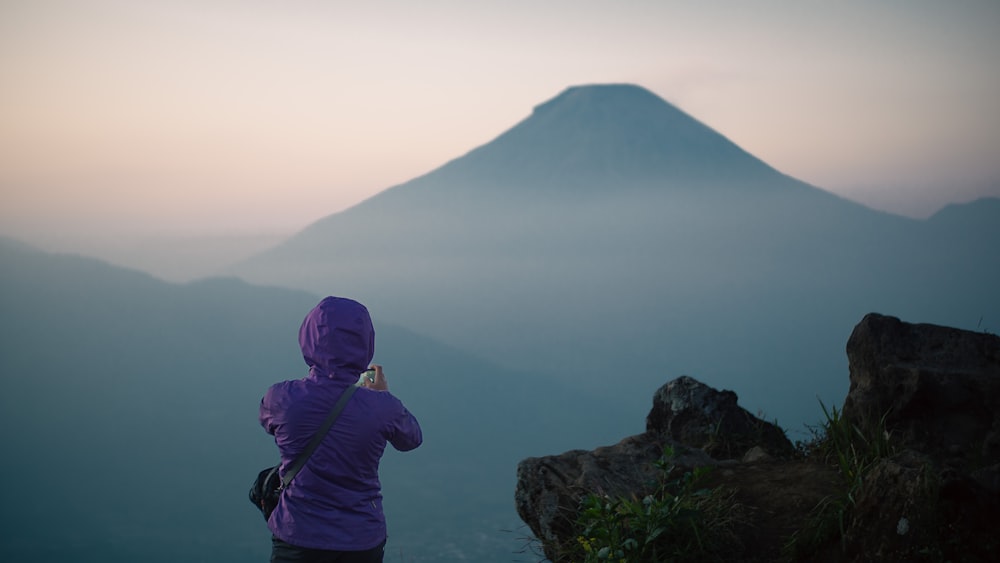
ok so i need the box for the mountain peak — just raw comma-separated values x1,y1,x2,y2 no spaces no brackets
443,83,777,191
531,83,667,116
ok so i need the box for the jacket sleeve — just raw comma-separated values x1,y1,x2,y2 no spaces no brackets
259,389,277,436
386,403,422,452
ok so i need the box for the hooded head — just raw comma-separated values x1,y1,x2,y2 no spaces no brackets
298,296,375,383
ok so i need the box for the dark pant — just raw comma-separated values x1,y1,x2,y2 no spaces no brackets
270,537,386,563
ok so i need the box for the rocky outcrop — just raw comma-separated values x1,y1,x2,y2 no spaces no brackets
515,376,797,561
515,313,1000,562
839,313,1000,561
514,435,716,558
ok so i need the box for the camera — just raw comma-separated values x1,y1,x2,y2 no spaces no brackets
358,369,376,386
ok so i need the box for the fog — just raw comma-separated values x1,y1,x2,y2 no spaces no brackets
1,238,634,561
2,85,998,562
15,232,289,283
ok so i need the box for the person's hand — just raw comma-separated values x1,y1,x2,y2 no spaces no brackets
364,364,389,391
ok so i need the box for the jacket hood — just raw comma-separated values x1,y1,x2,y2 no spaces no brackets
299,296,375,383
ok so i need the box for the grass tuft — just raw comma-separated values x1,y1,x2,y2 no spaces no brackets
784,399,894,558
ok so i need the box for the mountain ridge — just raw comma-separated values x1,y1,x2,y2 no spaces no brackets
927,196,1000,229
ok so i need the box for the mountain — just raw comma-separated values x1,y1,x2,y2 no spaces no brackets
0,238,629,562
230,83,1000,435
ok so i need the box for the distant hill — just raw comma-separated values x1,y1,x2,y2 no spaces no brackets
230,84,1000,432
0,239,627,563
926,196,1000,239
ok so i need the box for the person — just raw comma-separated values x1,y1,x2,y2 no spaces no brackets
259,296,423,563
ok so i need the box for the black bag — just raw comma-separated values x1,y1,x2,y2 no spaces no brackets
249,385,357,521
249,464,282,520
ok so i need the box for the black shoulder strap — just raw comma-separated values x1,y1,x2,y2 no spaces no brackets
281,384,359,488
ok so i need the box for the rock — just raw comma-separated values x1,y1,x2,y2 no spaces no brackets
646,375,794,459
843,313,1000,466
514,433,715,561
742,445,771,463
515,375,797,561
515,313,1000,561
841,313,1000,561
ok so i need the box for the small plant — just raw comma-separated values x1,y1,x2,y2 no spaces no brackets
572,447,744,562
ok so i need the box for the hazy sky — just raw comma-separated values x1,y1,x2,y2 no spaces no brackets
2,0,999,243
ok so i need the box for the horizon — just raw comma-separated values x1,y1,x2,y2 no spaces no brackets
2,0,999,252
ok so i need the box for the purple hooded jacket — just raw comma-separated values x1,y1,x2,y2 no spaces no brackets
260,296,422,551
